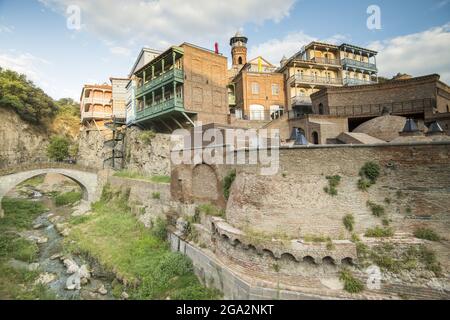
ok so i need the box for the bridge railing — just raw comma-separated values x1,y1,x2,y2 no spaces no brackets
0,159,99,176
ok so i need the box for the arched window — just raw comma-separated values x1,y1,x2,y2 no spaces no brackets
312,131,319,145
238,56,243,65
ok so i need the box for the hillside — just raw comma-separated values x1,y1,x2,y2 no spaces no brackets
0,68,81,167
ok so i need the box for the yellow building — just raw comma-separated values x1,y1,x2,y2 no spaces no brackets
278,41,378,116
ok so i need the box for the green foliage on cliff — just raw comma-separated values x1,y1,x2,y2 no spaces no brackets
0,68,57,123
343,214,355,232
340,269,364,293
47,135,70,161
223,169,236,200
414,228,441,242
324,175,341,196
358,162,381,191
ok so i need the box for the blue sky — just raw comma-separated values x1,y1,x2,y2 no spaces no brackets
0,0,449,100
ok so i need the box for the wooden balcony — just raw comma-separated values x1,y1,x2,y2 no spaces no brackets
341,58,377,72
290,74,343,86
136,68,184,98
135,97,184,123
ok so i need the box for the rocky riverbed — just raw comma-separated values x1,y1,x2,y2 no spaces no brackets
5,178,116,300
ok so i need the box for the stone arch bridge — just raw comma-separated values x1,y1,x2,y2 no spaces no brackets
0,163,99,218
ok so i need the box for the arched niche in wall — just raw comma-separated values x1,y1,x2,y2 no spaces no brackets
192,163,220,202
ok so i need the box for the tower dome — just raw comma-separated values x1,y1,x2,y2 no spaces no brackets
230,31,248,67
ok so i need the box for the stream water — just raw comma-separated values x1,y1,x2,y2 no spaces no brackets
11,186,115,300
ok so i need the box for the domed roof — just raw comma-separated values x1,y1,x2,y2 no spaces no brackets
353,115,407,142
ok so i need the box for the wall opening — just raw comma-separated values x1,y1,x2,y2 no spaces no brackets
312,131,319,145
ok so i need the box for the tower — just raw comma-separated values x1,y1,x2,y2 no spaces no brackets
230,31,248,67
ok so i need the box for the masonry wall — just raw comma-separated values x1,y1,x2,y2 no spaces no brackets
172,143,450,242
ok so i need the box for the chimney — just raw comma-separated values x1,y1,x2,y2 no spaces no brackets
214,42,219,54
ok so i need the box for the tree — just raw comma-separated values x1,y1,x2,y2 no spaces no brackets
0,68,57,123
47,136,70,161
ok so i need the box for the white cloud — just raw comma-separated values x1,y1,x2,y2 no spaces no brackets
248,31,314,65
0,24,14,33
0,50,75,100
109,46,131,56
0,50,49,83
368,23,450,83
38,0,296,50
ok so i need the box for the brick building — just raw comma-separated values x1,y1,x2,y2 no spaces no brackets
310,74,450,130
79,84,112,126
133,43,228,131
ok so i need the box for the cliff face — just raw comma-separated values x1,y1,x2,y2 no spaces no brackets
0,107,50,169
124,127,171,176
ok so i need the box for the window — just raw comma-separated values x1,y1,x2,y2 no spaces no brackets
238,57,243,65
271,84,279,96
251,82,260,94
312,131,319,145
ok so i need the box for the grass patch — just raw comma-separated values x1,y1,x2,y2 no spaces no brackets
368,244,442,275
413,228,441,242
324,175,341,196
152,192,161,200
0,197,55,300
365,226,394,238
340,269,364,293
138,130,156,144
197,204,225,219
343,214,355,232
18,175,45,188
113,170,170,184
366,201,386,217
54,191,82,207
303,235,331,243
222,170,236,200
65,186,220,300
0,265,56,300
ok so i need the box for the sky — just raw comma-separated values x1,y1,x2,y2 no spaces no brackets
0,0,449,100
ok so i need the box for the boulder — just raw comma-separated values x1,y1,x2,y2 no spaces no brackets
66,273,81,290
63,258,79,274
35,272,56,285
98,285,107,295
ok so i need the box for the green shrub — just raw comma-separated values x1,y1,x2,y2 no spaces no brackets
357,162,381,191
366,201,385,217
324,175,341,196
360,162,381,183
413,228,440,242
54,191,82,206
47,135,70,161
152,192,161,200
357,178,372,191
223,170,236,200
365,226,394,238
340,270,364,293
138,130,156,144
343,214,355,232
151,217,168,241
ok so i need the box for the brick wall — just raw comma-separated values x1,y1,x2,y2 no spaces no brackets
182,44,229,125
